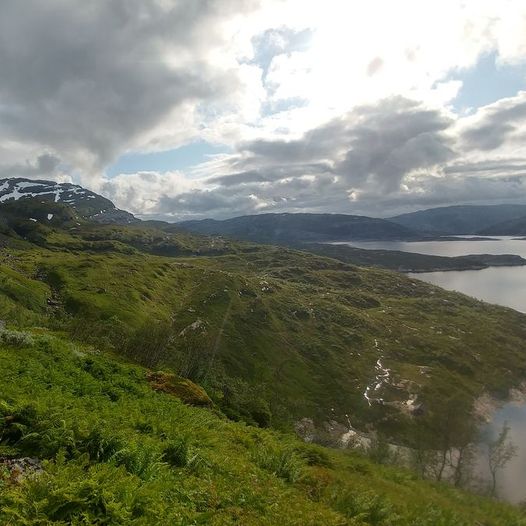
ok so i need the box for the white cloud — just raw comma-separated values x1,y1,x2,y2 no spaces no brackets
100,171,201,215
133,94,526,220
0,0,525,218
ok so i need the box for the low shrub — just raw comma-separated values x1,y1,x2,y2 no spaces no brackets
0,328,34,347
330,488,396,525
77,427,126,463
295,443,333,468
252,444,305,483
0,457,152,524
162,436,190,468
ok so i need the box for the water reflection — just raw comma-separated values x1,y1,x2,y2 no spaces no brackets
476,403,526,503
336,237,526,313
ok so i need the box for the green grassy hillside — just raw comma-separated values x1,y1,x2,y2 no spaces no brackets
1,216,526,445
2,200,526,522
1,329,524,525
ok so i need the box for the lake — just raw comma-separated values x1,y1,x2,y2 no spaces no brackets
340,236,526,501
476,401,526,503
340,237,526,313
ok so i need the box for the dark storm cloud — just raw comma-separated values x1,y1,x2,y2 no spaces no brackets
336,98,455,191
0,0,259,172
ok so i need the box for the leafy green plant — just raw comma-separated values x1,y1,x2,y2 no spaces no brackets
117,443,163,481
330,488,396,525
295,443,333,468
77,427,127,463
162,436,191,468
252,444,305,483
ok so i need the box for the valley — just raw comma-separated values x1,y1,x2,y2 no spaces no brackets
1,180,526,521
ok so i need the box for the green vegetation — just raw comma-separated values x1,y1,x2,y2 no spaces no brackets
2,197,526,522
1,329,524,525
1,210,526,440
301,242,526,272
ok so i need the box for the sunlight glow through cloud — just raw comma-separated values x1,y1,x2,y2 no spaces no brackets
0,0,525,219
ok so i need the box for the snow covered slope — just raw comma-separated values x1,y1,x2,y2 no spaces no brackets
0,178,137,224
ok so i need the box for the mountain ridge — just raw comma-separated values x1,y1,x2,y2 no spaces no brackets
0,177,138,225
389,204,526,235
179,212,422,243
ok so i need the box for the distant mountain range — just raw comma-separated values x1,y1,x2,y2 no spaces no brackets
479,215,526,236
179,213,421,243
2,175,526,274
180,205,526,242
3,178,526,240
389,204,526,235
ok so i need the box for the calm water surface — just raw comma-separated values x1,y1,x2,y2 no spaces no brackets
340,237,526,501
476,403,526,503
340,237,526,313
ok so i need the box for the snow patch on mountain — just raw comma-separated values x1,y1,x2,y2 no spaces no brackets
0,179,93,205
0,177,138,225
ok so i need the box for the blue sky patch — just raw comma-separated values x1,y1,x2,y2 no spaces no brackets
106,141,229,177
450,52,526,112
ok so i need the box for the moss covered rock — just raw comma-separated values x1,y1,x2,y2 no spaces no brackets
147,371,212,407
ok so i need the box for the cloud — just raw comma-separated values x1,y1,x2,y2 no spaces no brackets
101,170,199,215
335,98,455,192
131,94,526,220
0,0,525,219
0,0,265,177
227,97,455,191
0,152,64,180
460,91,526,151
128,97,461,219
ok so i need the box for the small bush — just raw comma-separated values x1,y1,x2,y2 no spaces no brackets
162,436,191,468
0,329,34,347
252,445,305,483
19,418,77,458
77,428,126,463
330,488,395,525
77,428,162,480
117,443,163,481
162,436,206,473
134,421,154,434
0,403,40,447
295,443,333,468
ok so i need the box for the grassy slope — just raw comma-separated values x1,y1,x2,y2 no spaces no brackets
1,222,526,442
1,330,524,525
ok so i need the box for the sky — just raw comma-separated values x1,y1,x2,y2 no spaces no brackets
0,0,526,221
